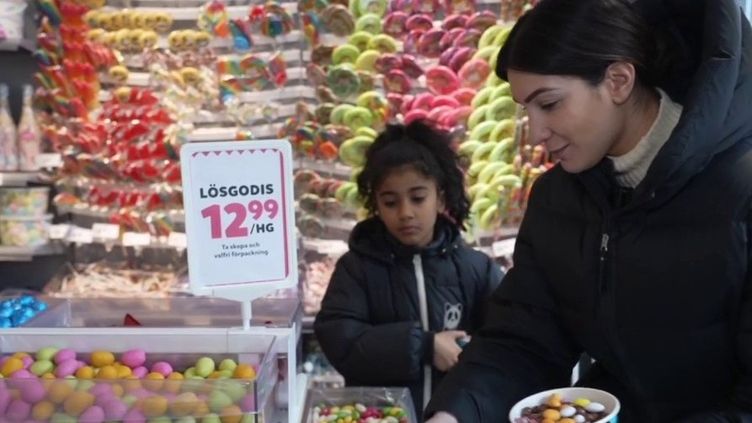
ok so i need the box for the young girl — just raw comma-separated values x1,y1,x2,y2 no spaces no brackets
426,0,752,422
314,121,503,417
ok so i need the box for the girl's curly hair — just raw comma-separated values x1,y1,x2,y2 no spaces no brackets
356,120,470,228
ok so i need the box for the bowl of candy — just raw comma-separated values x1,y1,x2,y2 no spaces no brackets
509,387,620,423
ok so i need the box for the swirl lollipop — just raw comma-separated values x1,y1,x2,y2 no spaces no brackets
198,0,230,38
251,2,294,39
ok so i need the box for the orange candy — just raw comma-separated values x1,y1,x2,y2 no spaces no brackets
194,400,210,418
169,392,199,417
232,364,256,380
47,380,74,404
1,357,24,377
142,372,166,392
63,391,95,416
164,372,185,394
32,401,55,421
97,365,118,379
123,375,142,392
141,395,168,417
91,351,115,367
115,364,133,378
220,405,243,423
76,366,95,379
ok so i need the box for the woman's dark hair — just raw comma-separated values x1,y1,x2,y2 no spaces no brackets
357,120,470,227
497,0,675,88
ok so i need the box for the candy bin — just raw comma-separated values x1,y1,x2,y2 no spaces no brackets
303,387,418,423
0,294,62,328
0,329,282,423
0,187,50,217
0,214,53,247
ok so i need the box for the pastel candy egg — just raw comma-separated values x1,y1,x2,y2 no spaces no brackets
21,356,34,369
560,405,577,417
2,357,24,376
122,394,138,407
0,387,11,414
32,400,55,421
54,360,78,378
77,380,96,392
123,407,146,423
36,347,59,361
232,364,255,380
115,363,133,378
30,360,54,376
573,398,590,407
10,369,33,379
142,395,168,417
101,398,128,421
121,349,146,368
7,399,32,421
176,417,197,423
150,417,172,423
89,383,114,398
50,413,77,423
218,360,237,372
97,365,118,379
184,367,198,378
75,366,95,379
164,372,185,394
133,366,149,378
47,380,74,404
54,349,76,365
574,416,586,423
220,405,243,423
63,391,95,416
90,352,115,368
208,391,232,413
238,394,255,413
142,372,165,391
220,381,246,402
202,413,221,423
151,362,173,377
195,358,215,378
79,405,105,423
586,402,606,412
169,392,199,417
20,379,46,403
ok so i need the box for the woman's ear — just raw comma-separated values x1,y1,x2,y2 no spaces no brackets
603,61,637,105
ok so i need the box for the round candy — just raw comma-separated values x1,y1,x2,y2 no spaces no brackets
6,399,31,421
151,362,173,377
440,27,463,52
1,357,24,376
76,366,95,379
374,53,402,74
453,28,481,48
466,10,497,32
403,29,424,55
195,357,216,378
133,366,149,378
20,379,46,403
417,28,446,58
232,364,256,380
80,405,106,423
356,0,388,17
54,349,76,365
321,5,354,36
32,400,55,421
384,69,412,94
383,12,408,37
449,46,476,72
348,31,373,52
47,380,74,404
327,66,361,99
355,13,382,34
400,54,424,78
367,34,398,54
425,65,460,95
101,398,128,421
458,58,491,89
142,395,168,417
36,347,58,362
121,349,146,368
170,392,199,417
98,365,118,379
332,44,361,65
142,372,166,391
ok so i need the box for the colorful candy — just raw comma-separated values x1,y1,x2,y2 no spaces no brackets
515,394,609,423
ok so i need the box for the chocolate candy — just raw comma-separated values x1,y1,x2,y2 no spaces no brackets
515,393,608,423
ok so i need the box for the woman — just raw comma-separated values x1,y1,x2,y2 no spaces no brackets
426,0,752,421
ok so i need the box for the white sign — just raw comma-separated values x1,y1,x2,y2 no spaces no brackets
492,238,517,258
48,224,71,240
180,140,297,301
67,227,93,244
92,223,120,240
122,232,152,247
36,153,63,169
167,232,187,249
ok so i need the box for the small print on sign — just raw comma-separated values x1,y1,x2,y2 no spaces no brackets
492,238,517,258
181,140,297,292
167,232,187,249
48,224,71,240
92,223,120,240
122,232,152,247
67,227,93,244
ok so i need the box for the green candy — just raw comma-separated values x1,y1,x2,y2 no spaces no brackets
176,417,197,423
149,417,172,423
50,413,77,423
184,367,198,378
181,377,205,393
220,380,247,402
77,380,95,391
218,370,233,379
30,359,54,376
195,357,215,378
240,415,255,423
208,390,233,413
36,347,59,361
218,359,237,372
122,394,138,407
202,413,221,423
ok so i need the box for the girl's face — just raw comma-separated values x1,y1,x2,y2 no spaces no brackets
508,68,634,173
375,165,445,248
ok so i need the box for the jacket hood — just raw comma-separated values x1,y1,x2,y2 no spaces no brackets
348,215,461,262
630,0,752,203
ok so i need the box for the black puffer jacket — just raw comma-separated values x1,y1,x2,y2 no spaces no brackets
314,216,502,417
427,0,752,422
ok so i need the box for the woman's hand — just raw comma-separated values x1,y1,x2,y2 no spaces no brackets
433,330,467,372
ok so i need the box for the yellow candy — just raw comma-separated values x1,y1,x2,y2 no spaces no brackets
541,420,555,423
169,392,199,417
116,364,133,378
98,365,118,379
142,395,169,417
76,366,95,379
42,372,55,379
63,391,95,416
542,409,561,420
1,357,24,376
574,397,591,407
142,372,165,392
546,393,562,408
560,419,576,423
32,401,55,421
12,352,30,359
194,401,210,417
91,351,115,368
124,375,142,392
232,364,256,380
48,380,74,404
165,372,185,394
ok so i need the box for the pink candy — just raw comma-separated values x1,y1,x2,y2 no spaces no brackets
19,380,45,403
54,348,76,364
151,361,173,377
20,356,33,369
132,366,148,378
6,399,31,421
122,407,146,423
80,405,105,423
120,349,146,368
54,359,78,377
102,398,128,421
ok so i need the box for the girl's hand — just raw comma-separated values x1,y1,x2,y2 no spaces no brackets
433,330,467,372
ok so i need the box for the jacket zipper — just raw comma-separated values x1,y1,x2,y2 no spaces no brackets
412,254,432,411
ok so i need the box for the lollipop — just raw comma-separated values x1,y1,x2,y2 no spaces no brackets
321,5,355,36
230,18,253,50
198,0,230,38
268,52,288,86
326,65,361,99
38,0,62,27
301,11,323,45
251,2,294,38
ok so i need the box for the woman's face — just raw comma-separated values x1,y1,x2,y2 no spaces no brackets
508,69,630,173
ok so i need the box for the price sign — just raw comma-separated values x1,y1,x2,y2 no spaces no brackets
122,232,152,247
36,153,63,169
48,224,71,240
92,223,120,240
180,140,297,301
67,227,93,244
167,232,187,249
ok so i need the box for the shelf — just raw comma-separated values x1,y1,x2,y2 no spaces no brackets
294,158,353,179
0,244,65,262
0,172,46,187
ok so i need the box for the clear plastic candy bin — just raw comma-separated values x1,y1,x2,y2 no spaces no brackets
0,330,281,423
303,387,418,423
